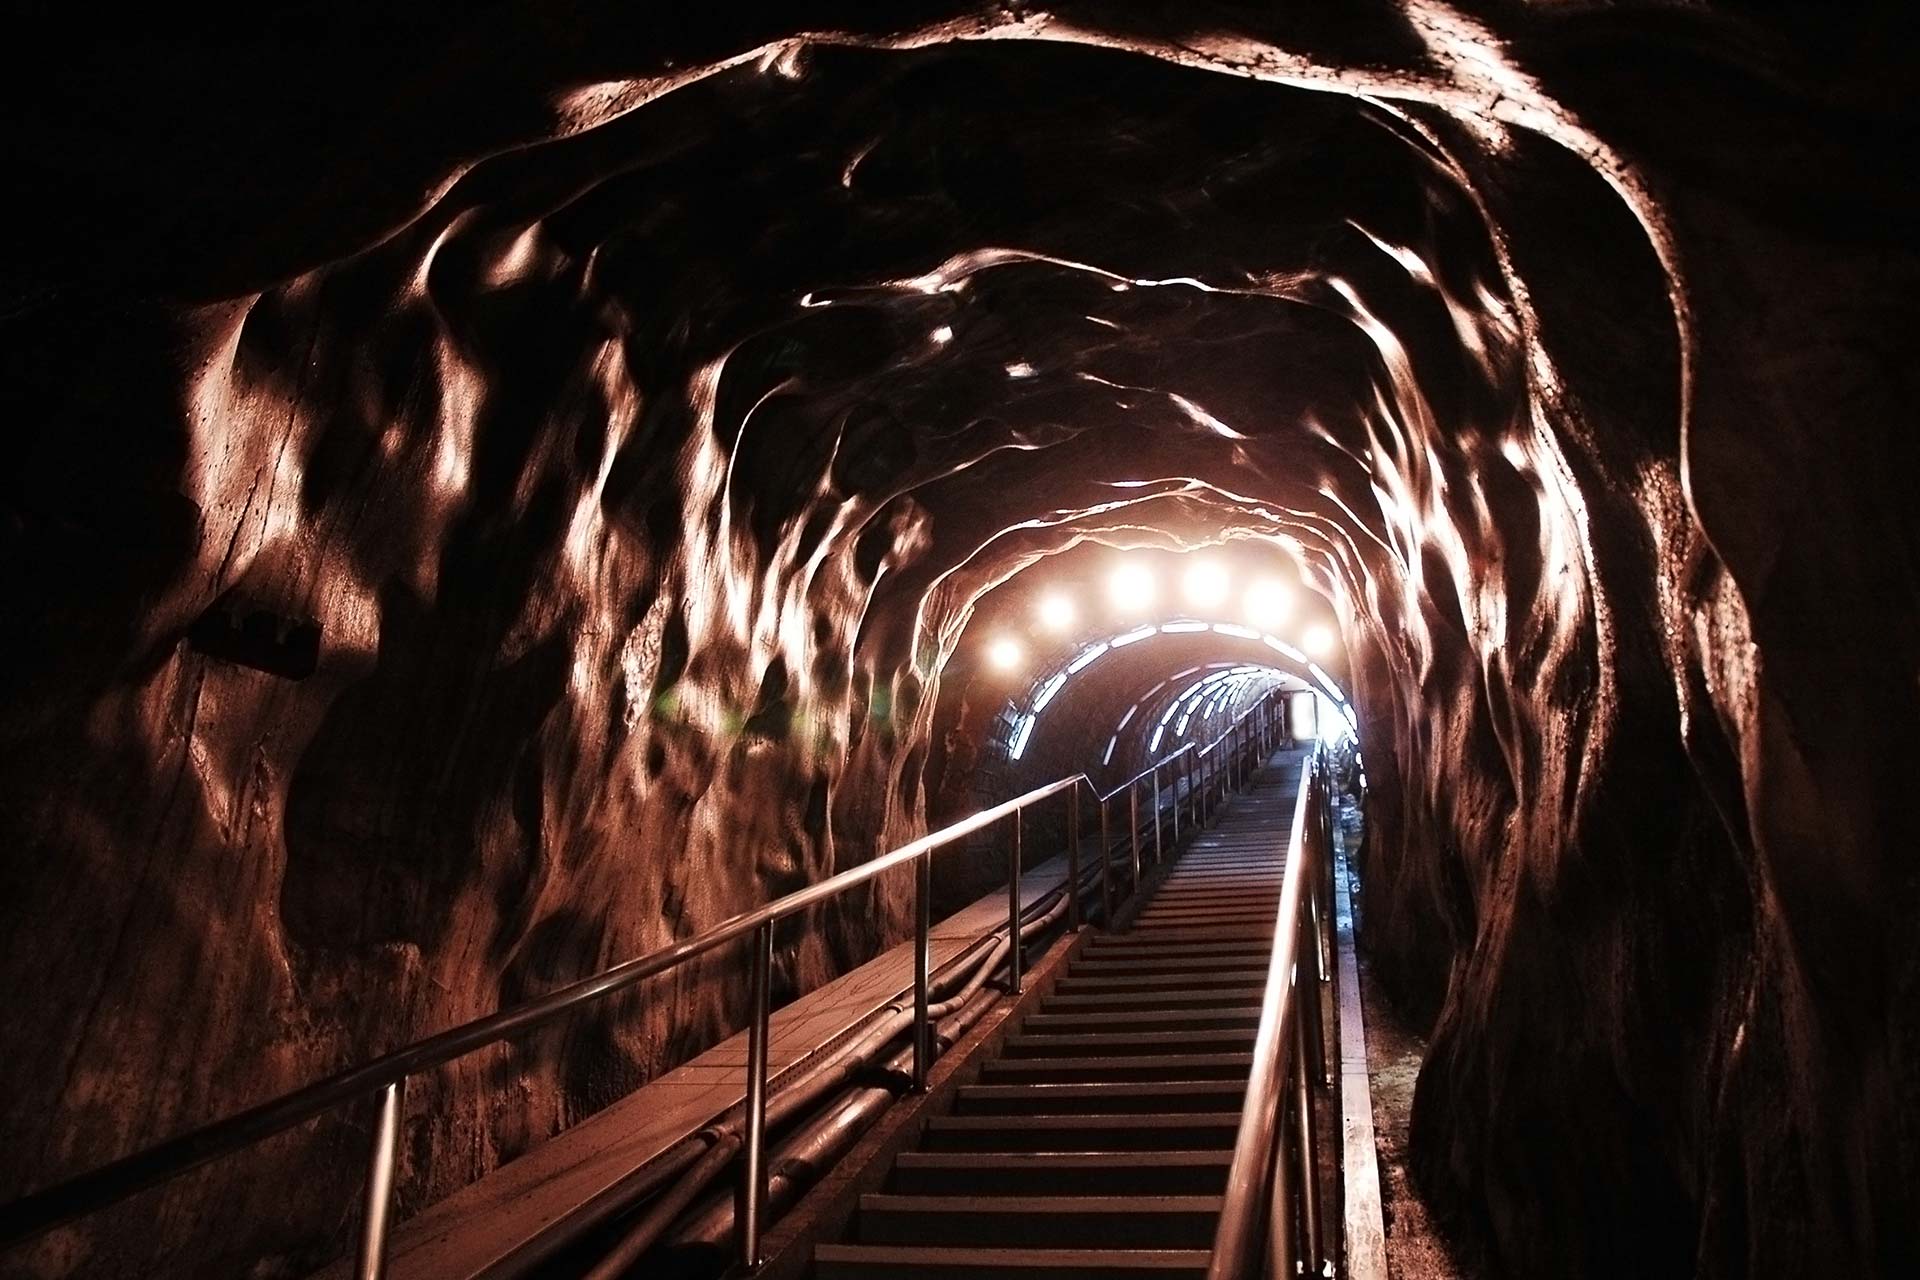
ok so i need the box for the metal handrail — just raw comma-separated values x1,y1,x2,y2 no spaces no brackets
1208,745,1335,1279
1,687,1290,1278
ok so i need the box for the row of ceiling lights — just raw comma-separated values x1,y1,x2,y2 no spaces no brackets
985,558,1337,673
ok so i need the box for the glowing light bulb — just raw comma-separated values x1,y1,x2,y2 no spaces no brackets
1182,560,1229,610
1108,563,1156,613
1036,593,1076,632
1242,579,1292,629
1303,624,1336,657
986,637,1024,672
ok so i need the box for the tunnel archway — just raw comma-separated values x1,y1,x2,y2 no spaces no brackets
3,7,1915,1280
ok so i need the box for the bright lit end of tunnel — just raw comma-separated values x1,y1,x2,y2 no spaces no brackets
1242,579,1291,629
986,637,1024,672
1303,624,1336,657
1108,562,1156,614
1036,593,1076,632
1183,559,1229,610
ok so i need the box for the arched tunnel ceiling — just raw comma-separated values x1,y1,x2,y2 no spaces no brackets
3,5,1916,1279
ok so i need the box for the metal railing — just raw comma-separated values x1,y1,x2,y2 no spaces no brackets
1208,745,1339,1279
0,689,1291,1278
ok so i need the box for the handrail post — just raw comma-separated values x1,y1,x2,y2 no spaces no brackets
1188,752,1198,829
1098,796,1114,925
1008,808,1024,994
1066,781,1083,932
353,1078,403,1280
1151,764,1163,866
1194,755,1203,829
1266,1047,1298,1280
1317,765,1336,988
1204,750,1214,823
1307,777,1334,1089
912,851,932,1092
1127,782,1141,896
1170,754,1182,846
739,922,774,1270
1294,931,1326,1275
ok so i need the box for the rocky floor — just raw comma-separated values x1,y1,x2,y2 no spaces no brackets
1340,796,1472,1280
1358,948,1474,1280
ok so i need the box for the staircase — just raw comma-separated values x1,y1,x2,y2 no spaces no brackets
812,756,1301,1279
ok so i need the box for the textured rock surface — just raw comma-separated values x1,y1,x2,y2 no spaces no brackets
2,4,1914,1277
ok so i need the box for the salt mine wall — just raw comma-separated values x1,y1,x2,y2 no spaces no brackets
2,5,1914,1278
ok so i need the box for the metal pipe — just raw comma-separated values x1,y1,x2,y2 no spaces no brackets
583,1130,739,1280
739,924,773,1269
483,1131,709,1278
354,1078,403,1280
912,852,931,1092
1007,809,1023,994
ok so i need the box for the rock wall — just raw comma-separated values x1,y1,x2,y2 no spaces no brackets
2,5,1912,1277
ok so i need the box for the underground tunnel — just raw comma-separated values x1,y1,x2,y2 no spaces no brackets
2,3,1915,1278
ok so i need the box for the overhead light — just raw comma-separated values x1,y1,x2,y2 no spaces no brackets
1108,562,1156,613
1036,593,1076,632
987,637,1024,671
1242,578,1291,628
1303,624,1336,657
1182,559,1229,610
